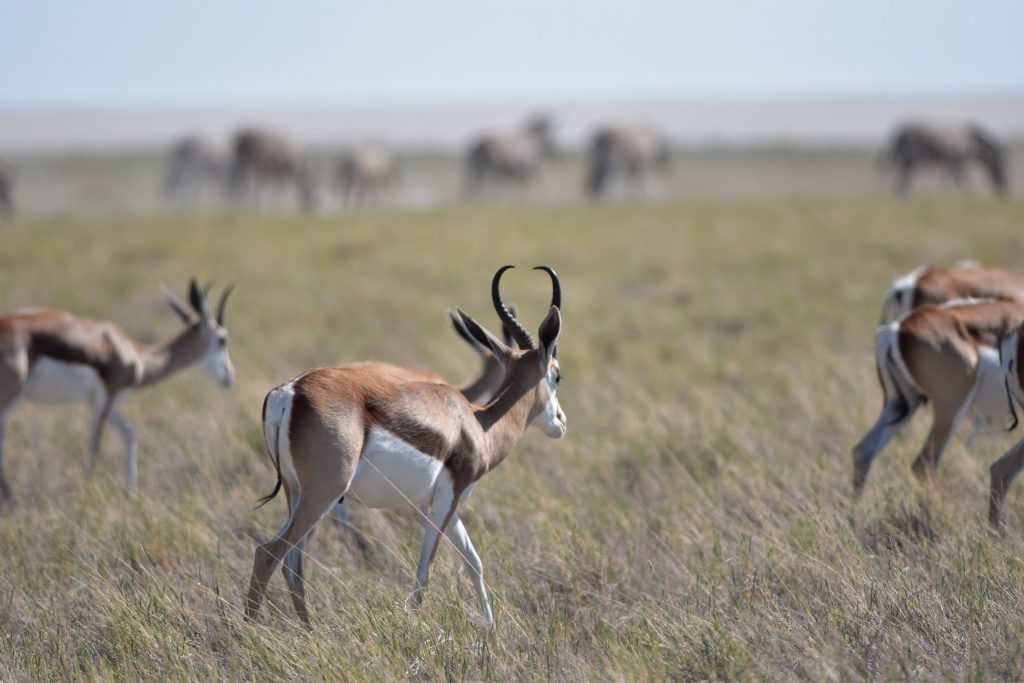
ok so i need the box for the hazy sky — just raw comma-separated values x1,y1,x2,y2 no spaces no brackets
2,0,1022,108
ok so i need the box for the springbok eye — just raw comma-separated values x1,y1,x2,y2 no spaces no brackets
555,371,562,385
218,337,227,348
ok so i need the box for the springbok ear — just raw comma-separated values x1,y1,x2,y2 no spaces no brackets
162,284,193,324
188,278,204,313
448,309,487,358
537,305,561,362
456,307,512,369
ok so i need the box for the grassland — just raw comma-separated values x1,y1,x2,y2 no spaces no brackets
2,197,1024,680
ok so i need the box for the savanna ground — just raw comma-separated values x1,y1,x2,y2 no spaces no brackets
2,151,1024,680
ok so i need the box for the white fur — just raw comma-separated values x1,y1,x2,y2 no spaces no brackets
970,344,1014,431
880,266,925,323
348,426,445,508
263,380,299,495
24,358,105,405
531,359,566,438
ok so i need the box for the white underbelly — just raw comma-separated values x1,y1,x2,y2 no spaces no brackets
25,357,105,405
348,426,444,508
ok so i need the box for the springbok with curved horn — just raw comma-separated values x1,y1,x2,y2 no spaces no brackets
330,306,523,531
879,120,1007,196
852,299,1024,498
246,266,565,628
880,262,1024,324
0,280,235,499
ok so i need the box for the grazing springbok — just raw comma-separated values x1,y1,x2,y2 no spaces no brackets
0,280,235,499
879,263,1024,325
585,124,671,199
246,266,566,628
852,299,1024,500
989,328,1024,527
879,121,1007,196
463,115,556,196
164,135,224,206
226,127,317,212
333,147,398,207
878,263,1024,447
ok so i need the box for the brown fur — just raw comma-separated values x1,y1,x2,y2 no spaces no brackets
912,266,1024,309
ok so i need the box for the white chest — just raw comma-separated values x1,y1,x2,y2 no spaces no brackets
348,426,445,508
25,357,106,405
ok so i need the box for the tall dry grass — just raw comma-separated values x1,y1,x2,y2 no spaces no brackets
2,199,1024,679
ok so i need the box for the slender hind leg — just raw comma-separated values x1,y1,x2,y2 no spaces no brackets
245,488,339,627
989,438,1024,528
911,396,972,481
0,420,12,502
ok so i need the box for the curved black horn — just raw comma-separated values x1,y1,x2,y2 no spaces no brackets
216,283,234,326
533,265,561,309
492,265,535,349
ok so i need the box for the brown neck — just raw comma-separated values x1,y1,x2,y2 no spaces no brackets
458,357,502,405
475,360,540,472
136,324,206,389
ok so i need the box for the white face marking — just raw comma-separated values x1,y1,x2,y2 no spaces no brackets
532,358,566,438
201,324,235,388
348,426,444,508
24,358,105,405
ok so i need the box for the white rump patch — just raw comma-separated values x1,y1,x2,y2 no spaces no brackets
348,426,444,508
263,380,299,493
880,266,925,323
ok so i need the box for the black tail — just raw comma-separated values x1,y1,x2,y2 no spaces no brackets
255,392,284,508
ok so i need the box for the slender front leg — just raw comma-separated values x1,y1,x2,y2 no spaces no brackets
86,392,111,476
108,409,137,493
912,398,971,481
411,481,458,610
445,513,493,627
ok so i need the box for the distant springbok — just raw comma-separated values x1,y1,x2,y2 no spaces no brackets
463,115,556,196
879,121,1007,196
246,266,565,628
880,263,1024,324
0,280,235,500
585,125,671,199
334,147,398,207
0,163,13,216
164,136,224,206
226,128,317,212
852,299,1024,499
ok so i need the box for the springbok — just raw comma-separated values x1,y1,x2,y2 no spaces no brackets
585,125,671,199
0,280,235,499
879,121,1007,196
463,115,556,196
164,135,224,206
852,299,1024,499
330,307,520,530
989,328,1024,527
0,162,13,216
880,263,1024,325
333,147,398,207
246,266,565,628
226,127,317,212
